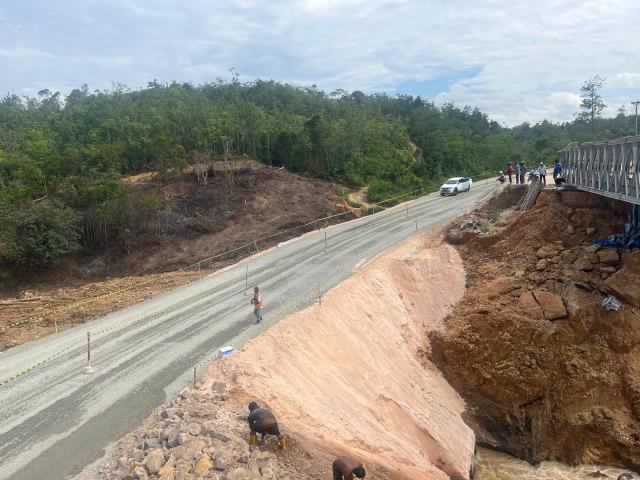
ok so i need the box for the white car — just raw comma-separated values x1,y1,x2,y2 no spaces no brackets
440,177,472,196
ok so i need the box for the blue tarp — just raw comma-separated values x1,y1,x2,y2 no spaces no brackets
593,239,640,248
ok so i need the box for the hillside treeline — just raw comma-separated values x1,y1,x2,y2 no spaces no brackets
1,79,637,269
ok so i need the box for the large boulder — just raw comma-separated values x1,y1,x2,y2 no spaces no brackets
574,256,594,272
144,449,165,475
171,439,206,462
518,291,543,319
597,248,620,266
537,244,562,259
605,273,640,307
604,251,640,307
484,276,520,299
533,290,567,320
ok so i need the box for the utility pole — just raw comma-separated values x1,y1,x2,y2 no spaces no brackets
632,101,640,136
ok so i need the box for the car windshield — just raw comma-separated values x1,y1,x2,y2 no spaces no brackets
446,179,458,184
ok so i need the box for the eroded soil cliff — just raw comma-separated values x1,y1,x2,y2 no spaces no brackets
432,189,640,470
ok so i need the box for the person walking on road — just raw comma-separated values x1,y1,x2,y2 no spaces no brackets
251,286,264,324
538,163,547,186
506,163,513,184
333,457,366,480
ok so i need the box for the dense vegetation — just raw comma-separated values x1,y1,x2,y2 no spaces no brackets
1,78,637,269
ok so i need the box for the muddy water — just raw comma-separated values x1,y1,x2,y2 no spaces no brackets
476,448,638,480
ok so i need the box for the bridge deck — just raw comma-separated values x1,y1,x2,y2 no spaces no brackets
561,136,640,206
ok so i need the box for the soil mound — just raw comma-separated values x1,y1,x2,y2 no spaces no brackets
208,238,474,480
432,189,640,469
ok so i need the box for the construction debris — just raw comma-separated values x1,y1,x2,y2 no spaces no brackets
601,296,621,311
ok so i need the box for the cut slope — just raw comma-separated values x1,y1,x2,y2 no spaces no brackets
208,236,475,480
432,189,640,469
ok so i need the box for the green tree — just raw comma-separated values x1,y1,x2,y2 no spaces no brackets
578,75,607,137
0,200,80,268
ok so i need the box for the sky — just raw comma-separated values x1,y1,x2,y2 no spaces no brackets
1,0,639,126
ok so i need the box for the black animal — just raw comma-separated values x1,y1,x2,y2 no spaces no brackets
333,457,366,480
247,402,283,447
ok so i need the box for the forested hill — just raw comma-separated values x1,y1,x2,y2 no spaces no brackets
1,79,638,270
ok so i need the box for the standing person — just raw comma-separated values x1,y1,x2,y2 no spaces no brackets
251,286,264,324
333,457,366,480
506,163,513,184
553,160,563,184
538,163,547,186
514,163,521,184
519,162,527,184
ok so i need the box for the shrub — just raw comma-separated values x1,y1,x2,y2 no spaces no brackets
0,200,81,268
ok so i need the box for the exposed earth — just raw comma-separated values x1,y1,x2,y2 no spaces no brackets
0,159,354,351
432,188,640,470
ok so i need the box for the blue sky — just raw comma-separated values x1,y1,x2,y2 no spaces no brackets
1,0,639,125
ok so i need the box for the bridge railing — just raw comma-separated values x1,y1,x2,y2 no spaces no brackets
561,136,640,205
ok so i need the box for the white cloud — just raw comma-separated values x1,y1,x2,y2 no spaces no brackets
0,47,54,59
609,73,640,89
1,0,639,125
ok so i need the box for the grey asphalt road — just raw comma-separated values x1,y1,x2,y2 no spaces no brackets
0,179,498,480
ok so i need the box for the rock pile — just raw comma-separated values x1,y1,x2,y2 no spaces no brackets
93,383,319,480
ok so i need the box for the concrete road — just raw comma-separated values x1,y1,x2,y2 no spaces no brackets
0,179,498,480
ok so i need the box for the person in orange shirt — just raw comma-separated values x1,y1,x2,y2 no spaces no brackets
251,286,264,324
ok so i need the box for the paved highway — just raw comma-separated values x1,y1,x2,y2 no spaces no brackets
0,179,497,480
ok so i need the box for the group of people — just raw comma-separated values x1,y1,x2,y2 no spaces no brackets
498,161,564,187
502,162,528,184
247,402,366,479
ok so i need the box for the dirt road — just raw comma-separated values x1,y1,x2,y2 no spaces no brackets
0,179,497,480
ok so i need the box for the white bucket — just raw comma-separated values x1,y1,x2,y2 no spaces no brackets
219,346,235,358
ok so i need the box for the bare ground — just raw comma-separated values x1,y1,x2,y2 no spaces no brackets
0,159,353,351
432,187,640,470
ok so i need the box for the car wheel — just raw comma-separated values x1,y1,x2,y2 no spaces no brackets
454,188,458,195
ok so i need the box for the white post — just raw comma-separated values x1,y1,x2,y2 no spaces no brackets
85,331,94,373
